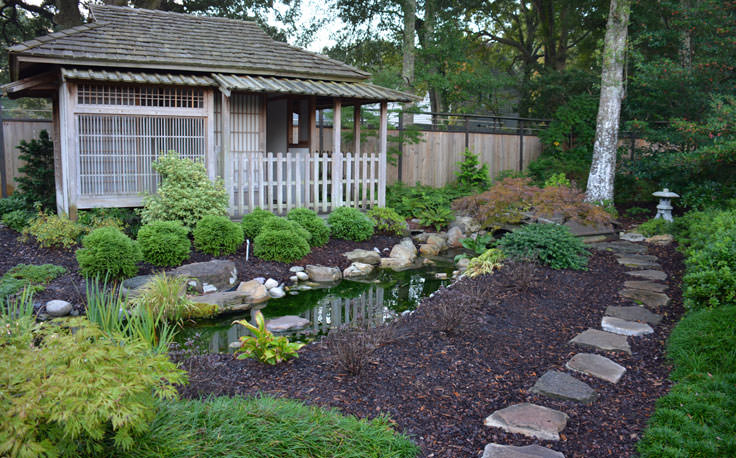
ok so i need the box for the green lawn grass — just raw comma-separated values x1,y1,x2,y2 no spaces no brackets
116,396,420,458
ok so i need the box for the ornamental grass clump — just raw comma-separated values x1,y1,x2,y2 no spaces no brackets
193,215,244,256
328,206,374,241
241,208,277,239
140,153,228,231
498,223,589,270
287,208,330,247
465,248,505,278
137,220,190,266
76,227,142,280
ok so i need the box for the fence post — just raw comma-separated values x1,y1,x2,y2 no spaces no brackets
397,114,403,183
518,119,524,172
464,116,469,150
0,108,6,198
331,100,342,210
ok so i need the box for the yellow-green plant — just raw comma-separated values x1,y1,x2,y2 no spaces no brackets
465,248,505,278
21,211,87,249
233,311,305,364
132,272,195,323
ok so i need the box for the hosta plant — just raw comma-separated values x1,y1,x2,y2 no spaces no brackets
465,248,505,278
455,233,494,262
233,311,305,365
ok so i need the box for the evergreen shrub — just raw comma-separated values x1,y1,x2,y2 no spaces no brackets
367,207,407,235
137,221,190,266
498,223,589,270
14,130,55,210
287,208,330,247
193,215,244,256
253,229,310,263
241,208,277,239
2,209,33,232
76,227,142,280
328,207,374,241
263,217,312,243
636,218,675,237
140,153,228,231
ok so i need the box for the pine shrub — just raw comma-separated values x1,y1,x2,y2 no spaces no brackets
253,229,310,263
287,208,330,247
14,130,55,210
76,227,142,280
241,208,278,239
193,215,244,256
137,220,190,266
367,207,407,235
140,153,228,231
263,216,312,243
328,207,374,241
455,149,490,191
498,223,589,270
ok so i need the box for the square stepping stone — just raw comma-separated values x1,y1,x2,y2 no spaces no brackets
570,328,631,354
484,403,568,441
530,370,598,404
605,306,662,325
602,316,654,336
566,353,626,383
616,254,661,269
619,288,670,308
623,280,667,293
483,444,565,458
625,269,667,281
590,241,647,255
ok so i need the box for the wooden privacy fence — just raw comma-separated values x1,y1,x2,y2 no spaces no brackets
1,118,53,196
230,150,385,217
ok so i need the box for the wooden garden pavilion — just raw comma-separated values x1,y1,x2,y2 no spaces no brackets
2,5,416,217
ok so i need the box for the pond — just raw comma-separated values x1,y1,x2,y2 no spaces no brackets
176,257,457,354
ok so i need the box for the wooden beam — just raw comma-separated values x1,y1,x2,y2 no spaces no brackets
353,104,361,155
58,80,71,216
222,91,233,210
331,99,342,209
206,89,216,180
378,101,388,207
308,95,317,152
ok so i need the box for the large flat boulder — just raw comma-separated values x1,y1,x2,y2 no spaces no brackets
616,254,661,269
343,249,381,265
484,403,568,441
190,291,257,312
564,220,614,237
530,370,597,404
602,316,654,336
236,280,270,304
566,353,626,383
390,238,417,261
483,444,564,458
379,257,414,270
343,262,375,279
619,288,670,308
171,260,237,293
570,328,631,354
589,241,647,255
604,305,662,325
305,265,342,283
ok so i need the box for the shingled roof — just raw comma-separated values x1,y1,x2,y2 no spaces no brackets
9,5,370,82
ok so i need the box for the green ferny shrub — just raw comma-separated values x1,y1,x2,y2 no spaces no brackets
137,220,190,266
193,215,244,256
76,227,142,280
498,223,589,270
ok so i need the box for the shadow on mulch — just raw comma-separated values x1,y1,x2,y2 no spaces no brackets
180,244,686,458
0,226,399,309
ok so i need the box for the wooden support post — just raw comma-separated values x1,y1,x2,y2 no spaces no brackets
518,119,524,172
378,101,388,207
397,114,403,183
222,92,233,210
51,96,64,214
353,104,361,156
308,96,317,152
319,110,324,152
206,89,216,181
58,80,71,216
331,99,343,209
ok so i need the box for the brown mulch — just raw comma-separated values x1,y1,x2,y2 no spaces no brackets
179,244,686,458
0,225,399,310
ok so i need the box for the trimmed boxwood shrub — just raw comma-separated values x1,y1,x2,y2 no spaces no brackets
328,207,374,241
137,221,190,267
241,208,278,239
254,229,310,263
76,227,142,280
193,215,244,256
498,223,589,270
287,208,330,247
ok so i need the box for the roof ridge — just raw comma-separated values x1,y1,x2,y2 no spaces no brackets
272,41,370,78
8,21,107,53
90,4,265,27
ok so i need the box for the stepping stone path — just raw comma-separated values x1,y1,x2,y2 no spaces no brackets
530,370,598,404
570,328,632,354
483,444,565,458
484,403,568,441
605,306,662,325
481,238,671,456
619,288,670,308
625,269,667,281
601,316,654,336
566,353,626,384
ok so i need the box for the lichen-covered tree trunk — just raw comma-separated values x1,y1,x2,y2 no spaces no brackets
585,0,631,203
400,0,416,125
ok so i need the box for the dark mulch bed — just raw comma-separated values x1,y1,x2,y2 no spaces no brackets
0,225,399,310
180,244,686,458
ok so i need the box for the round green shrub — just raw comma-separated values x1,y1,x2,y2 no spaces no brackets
241,208,278,239
193,215,244,256
287,208,329,247
328,207,374,241
253,229,310,263
498,223,589,270
76,227,142,280
367,207,408,236
262,217,312,243
137,221,190,266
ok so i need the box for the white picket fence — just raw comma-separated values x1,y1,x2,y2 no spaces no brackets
229,151,386,217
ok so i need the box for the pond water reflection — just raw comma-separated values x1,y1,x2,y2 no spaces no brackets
177,260,455,354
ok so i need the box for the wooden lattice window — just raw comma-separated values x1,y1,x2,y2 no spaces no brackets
77,84,204,108
77,114,206,196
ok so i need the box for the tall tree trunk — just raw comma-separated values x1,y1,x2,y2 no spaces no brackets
679,0,693,70
400,0,416,128
585,0,631,202
54,0,82,29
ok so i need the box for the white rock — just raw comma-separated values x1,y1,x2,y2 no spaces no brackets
254,277,266,284
264,278,279,290
289,275,299,283
268,287,286,298
202,283,217,294
45,300,72,317
229,341,243,349
620,232,645,242
296,271,309,281
289,266,305,273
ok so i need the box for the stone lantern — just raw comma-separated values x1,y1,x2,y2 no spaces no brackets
653,188,679,222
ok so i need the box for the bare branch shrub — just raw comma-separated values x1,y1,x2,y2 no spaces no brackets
326,323,379,376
